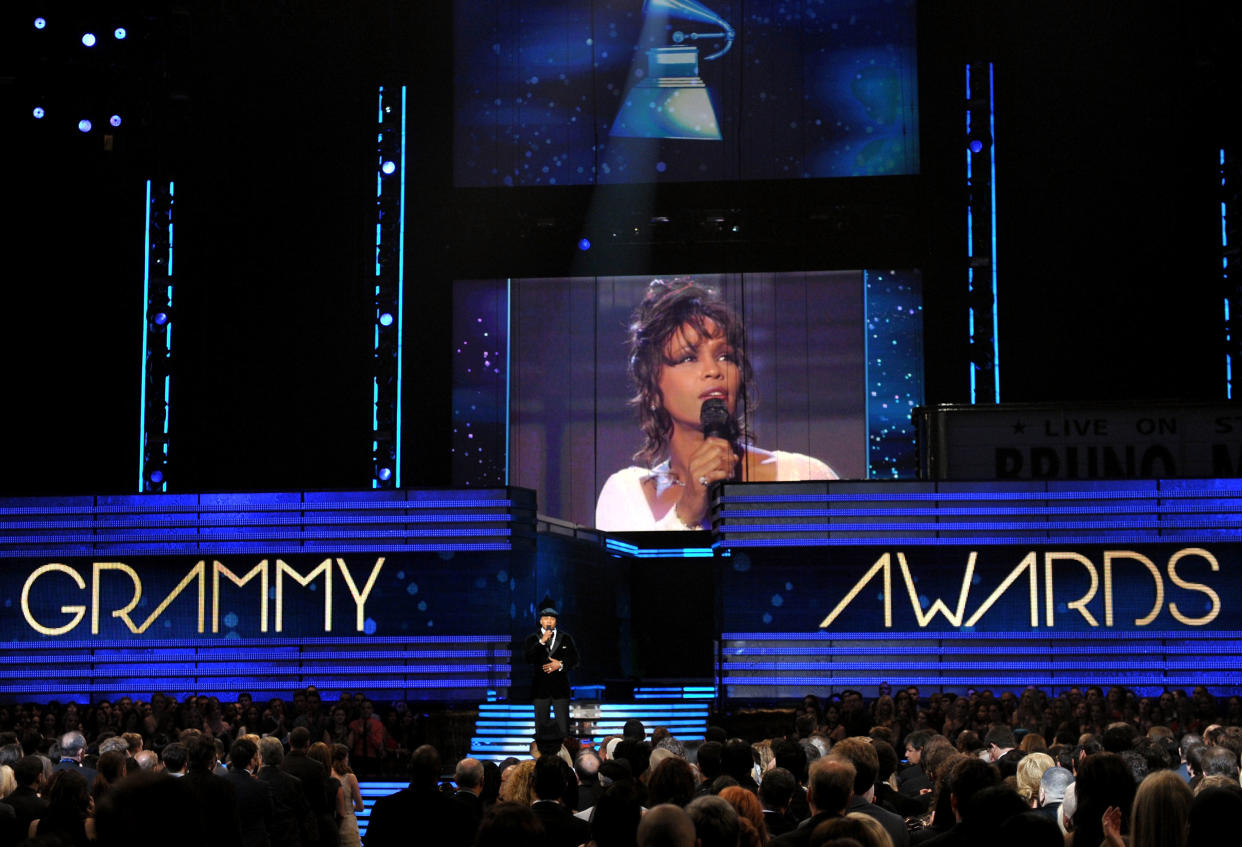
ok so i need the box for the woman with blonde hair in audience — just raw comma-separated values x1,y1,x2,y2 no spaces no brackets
1015,752,1055,807
718,785,768,846
500,759,538,806
1103,769,1191,847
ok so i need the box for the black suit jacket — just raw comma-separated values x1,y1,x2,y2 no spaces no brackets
770,811,842,847
183,768,244,847
848,796,910,847
530,800,592,847
764,809,797,837
364,786,473,847
3,786,47,834
224,769,275,847
524,629,579,699
257,766,311,847
451,790,483,835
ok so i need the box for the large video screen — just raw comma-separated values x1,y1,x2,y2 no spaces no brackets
452,270,923,528
454,0,920,187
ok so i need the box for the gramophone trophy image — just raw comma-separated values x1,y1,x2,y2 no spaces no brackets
610,0,734,140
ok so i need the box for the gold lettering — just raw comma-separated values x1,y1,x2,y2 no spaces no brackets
21,564,87,636
123,562,206,634
337,558,384,632
965,552,1039,627
1167,548,1221,626
1044,552,1099,627
92,563,142,634
1103,551,1163,627
214,560,270,633
898,552,975,627
819,553,892,629
275,559,333,632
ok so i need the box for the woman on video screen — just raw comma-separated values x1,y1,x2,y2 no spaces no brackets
595,279,837,531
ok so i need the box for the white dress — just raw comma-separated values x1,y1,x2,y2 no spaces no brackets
594,450,837,531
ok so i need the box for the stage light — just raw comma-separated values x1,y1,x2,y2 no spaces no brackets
110,115,122,127
379,312,394,326
33,107,45,119
114,27,127,40
34,17,47,30
82,32,97,47
969,139,984,154
153,312,169,326
577,237,591,251
377,467,393,482
381,160,396,175
149,470,164,484
78,119,93,133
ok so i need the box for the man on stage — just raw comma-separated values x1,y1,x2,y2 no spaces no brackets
524,605,579,749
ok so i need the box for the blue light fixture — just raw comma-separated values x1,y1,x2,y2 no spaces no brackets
34,17,47,30
378,467,392,482
78,119,93,133
110,115,122,127
577,237,591,251
379,312,394,326
153,312,169,326
114,27,127,40
81,32,97,47
33,107,45,119
381,160,396,175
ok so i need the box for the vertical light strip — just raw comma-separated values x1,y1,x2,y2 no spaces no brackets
1224,148,1233,399
988,62,1001,403
504,277,512,485
395,84,407,489
138,179,152,491
965,65,977,404
374,85,384,491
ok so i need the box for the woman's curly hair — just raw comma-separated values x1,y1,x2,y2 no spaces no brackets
627,279,755,466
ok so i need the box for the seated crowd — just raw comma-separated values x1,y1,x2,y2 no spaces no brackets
2,683,1242,847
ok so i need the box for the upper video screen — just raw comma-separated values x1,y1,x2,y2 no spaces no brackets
454,0,920,187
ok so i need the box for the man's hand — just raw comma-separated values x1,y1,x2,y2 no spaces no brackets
542,659,562,673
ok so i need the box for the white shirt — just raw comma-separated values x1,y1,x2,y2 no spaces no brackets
594,450,837,532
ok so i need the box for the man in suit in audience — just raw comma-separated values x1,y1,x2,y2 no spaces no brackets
452,757,485,835
760,767,799,837
224,738,275,847
771,759,855,847
530,756,592,847
283,726,336,847
826,739,910,847
183,734,244,847
54,731,98,788
364,745,473,847
257,737,311,847
3,756,48,835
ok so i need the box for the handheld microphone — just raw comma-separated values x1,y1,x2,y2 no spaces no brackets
700,397,738,442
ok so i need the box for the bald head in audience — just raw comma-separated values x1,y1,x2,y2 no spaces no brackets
638,804,699,847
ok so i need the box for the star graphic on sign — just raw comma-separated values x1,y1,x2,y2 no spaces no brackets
1012,420,1027,434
